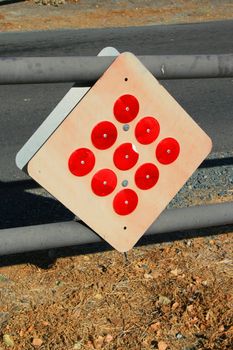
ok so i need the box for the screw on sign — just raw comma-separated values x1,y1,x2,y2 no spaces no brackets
17,52,212,252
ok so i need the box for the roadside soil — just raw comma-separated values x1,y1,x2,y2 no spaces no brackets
0,1,233,349
0,232,232,350
0,0,233,32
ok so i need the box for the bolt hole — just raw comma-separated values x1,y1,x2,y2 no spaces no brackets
124,77,128,81
123,226,127,230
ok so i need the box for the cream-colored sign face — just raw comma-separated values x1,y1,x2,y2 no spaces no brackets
27,52,212,252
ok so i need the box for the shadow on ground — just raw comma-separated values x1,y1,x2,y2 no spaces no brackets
0,180,74,229
0,0,25,6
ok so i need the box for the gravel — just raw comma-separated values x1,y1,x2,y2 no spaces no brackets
169,151,233,208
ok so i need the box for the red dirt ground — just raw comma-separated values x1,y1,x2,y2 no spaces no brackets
0,0,233,32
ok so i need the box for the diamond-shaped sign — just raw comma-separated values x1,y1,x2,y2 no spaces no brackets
16,51,212,252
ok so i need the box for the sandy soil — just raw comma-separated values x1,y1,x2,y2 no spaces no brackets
0,232,232,350
0,0,233,32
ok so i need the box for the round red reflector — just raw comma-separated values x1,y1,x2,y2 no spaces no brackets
156,137,180,164
135,163,159,190
68,148,95,176
113,143,139,170
135,116,160,144
91,121,117,150
91,169,117,196
113,189,138,215
113,94,139,123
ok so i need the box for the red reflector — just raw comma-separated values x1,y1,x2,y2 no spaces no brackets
135,116,160,145
135,163,159,190
113,189,138,215
113,94,139,123
91,169,117,196
91,121,118,150
68,148,95,176
156,137,180,164
113,143,139,170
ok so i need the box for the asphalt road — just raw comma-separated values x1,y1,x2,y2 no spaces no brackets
0,20,233,184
